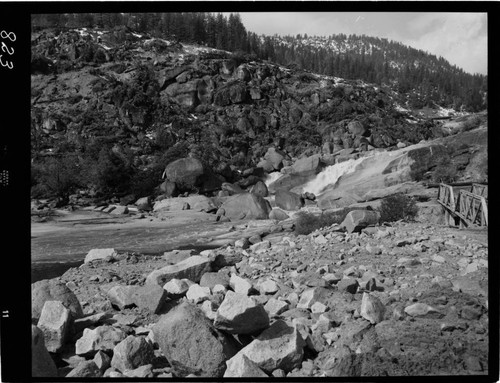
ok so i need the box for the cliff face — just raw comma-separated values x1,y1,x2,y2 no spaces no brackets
31,27,487,201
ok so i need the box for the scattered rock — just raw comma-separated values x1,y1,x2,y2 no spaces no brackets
404,303,444,319
337,278,359,294
275,189,305,211
84,248,118,264
214,291,270,334
75,325,126,356
32,279,83,321
220,192,272,220
111,335,155,372
32,325,58,377
264,298,290,317
186,283,211,303
145,255,212,286
224,353,269,377
107,285,137,310
66,360,102,377
163,278,192,297
231,320,305,373
37,300,71,353
230,274,255,295
153,302,238,377
341,210,380,234
360,293,386,324
131,284,168,314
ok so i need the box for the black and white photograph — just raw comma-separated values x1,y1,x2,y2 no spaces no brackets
0,3,496,381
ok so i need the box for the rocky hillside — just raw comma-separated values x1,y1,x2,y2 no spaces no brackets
31,26,488,208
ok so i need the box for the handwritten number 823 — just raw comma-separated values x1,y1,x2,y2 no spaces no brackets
0,30,15,70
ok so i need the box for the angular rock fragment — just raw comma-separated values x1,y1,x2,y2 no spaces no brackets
163,278,193,297
337,278,359,294
264,298,289,317
75,325,126,356
186,283,211,303
153,302,238,377
232,320,305,373
145,255,212,286
32,325,58,377
107,285,137,310
32,279,83,321
341,210,380,233
111,335,155,373
131,284,168,314
360,293,386,324
224,353,269,377
214,291,269,334
404,303,444,319
37,300,71,353
84,248,117,264
66,361,102,377
230,274,254,295
93,350,111,373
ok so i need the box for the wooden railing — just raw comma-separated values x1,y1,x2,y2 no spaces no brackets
437,183,488,227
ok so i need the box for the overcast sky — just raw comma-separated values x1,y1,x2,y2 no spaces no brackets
238,13,487,75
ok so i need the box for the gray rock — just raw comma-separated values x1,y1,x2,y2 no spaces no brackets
229,274,254,295
297,287,329,310
214,291,270,334
66,361,102,377
219,192,271,220
231,320,305,373
269,208,290,221
404,303,444,318
32,279,83,322
111,205,129,215
37,300,71,353
93,350,111,373
135,196,151,211
186,284,211,303
111,335,155,373
145,255,212,286
153,302,238,377
249,180,269,197
75,325,126,356
84,248,117,264
264,298,290,317
163,157,205,191
163,249,195,264
275,189,305,211
337,278,359,294
224,353,269,377
360,293,386,324
200,272,230,289
131,284,168,314
163,278,193,297
257,279,279,294
74,312,109,333
123,364,154,377
32,325,58,377
341,210,380,233
107,285,137,310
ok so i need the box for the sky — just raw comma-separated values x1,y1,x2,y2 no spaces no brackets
238,13,487,75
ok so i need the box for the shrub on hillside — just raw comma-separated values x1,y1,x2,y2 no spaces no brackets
83,148,134,196
461,115,483,132
294,208,355,235
379,194,418,223
431,158,458,184
31,154,82,200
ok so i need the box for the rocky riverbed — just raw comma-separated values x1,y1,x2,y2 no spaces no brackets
32,207,489,378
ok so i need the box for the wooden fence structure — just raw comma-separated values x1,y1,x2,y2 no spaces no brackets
437,183,488,227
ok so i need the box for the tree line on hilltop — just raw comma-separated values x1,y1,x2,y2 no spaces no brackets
31,12,486,112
